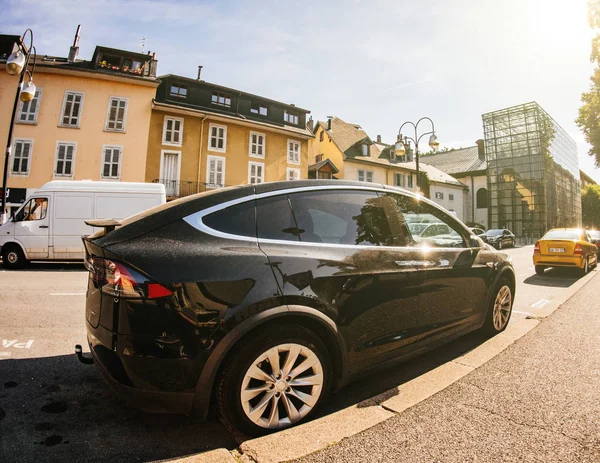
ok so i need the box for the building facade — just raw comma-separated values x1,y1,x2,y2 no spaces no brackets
146,74,313,198
0,32,159,218
483,102,581,237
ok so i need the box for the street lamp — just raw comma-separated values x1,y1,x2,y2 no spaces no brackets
394,117,439,191
1,29,37,223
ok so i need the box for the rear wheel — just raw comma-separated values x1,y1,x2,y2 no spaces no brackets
497,240,503,250
482,278,513,336
581,258,589,277
535,265,545,275
215,324,332,437
2,245,26,269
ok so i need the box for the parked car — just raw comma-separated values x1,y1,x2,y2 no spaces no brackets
469,227,488,243
485,229,515,249
0,180,166,269
80,180,516,436
533,228,598,276
587,229,600,255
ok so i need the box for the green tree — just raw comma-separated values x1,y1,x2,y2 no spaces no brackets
576,0,600,166
582,184,600,228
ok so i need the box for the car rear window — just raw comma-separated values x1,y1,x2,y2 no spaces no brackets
542,230,582,240
203,200,256,237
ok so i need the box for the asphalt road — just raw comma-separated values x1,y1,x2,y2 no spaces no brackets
0,246,593,462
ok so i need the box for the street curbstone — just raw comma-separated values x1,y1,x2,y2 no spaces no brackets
163,448,238,463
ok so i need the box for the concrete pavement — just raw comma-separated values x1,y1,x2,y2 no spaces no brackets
290,272,600,463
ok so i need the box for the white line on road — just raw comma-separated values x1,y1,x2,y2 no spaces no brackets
531,298,550,309
0,352,12,357
50,292,85,296
513,310,533,315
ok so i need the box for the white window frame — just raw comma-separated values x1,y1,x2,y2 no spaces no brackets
208,123,227,153
394,172,404,187
287,167,300,181
248,161,265,184
249,131,266,158
287,139,301,165
104,96,129,132
449,193,454,201
407,174,414,188
206,155,226,189
435,191,444,199
59,90,85,128
17,87,43,124
53,141,77,178
284,110,299,125
162,116,184,147
358,169,374,183
159,149,182,196
10,138,33,177
100,145,123,180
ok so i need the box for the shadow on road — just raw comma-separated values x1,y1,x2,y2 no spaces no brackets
523,267,583,288
0,354,236,462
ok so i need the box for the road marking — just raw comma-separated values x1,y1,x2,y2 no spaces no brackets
513,310,533,315
2,339,34,348
531,298,550,309
0,352,11,358
50,292,85,296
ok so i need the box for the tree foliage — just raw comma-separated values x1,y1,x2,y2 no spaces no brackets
576,0,600,167
581,184,600,228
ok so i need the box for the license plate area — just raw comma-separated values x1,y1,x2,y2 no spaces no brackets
549,247,565,253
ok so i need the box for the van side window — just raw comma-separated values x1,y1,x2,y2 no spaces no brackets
15,198,48,222
203,201,256,238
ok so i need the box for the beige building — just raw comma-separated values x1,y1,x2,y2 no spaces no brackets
0,32,159,218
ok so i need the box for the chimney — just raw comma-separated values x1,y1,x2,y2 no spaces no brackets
476,139,485,160
376,134,381,143
149,52,158,78
68,25,81,63
327,116,333,131
197,65,203,80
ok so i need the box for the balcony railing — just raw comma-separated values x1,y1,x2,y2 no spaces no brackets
152,179,226,198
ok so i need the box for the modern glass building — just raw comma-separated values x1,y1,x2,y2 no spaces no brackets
482,102,581,238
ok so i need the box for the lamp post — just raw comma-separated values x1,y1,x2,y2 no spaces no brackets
394,117,439,192
1,29,37,223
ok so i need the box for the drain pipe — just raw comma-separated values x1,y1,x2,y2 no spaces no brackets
196,114,208,192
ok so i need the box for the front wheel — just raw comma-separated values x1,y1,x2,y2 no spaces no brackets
215,324,332,437
482,278,513,336
2,245,26,269
497,241,503,250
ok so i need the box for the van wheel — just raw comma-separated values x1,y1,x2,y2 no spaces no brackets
215,324,332,437
2,245,26,269
482,278,513,336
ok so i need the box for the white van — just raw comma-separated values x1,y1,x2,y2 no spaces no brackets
0,181,166,268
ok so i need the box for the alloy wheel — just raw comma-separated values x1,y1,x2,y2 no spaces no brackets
7,251,18,264
492,285,512,331
240,343,324,430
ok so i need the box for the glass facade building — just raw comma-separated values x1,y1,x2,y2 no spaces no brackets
482,102,581,238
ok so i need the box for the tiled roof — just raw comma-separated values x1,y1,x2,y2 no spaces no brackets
418,146,486,174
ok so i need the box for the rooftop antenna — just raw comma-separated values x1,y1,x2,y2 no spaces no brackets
139,37,146,53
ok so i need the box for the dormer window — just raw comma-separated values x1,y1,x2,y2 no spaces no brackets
212,92,231,107
170,84,187,98
97,51,149,76
251,102,268,116
362,144,368,156
284,110,299,125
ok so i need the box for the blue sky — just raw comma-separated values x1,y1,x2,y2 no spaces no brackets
4,0,599,180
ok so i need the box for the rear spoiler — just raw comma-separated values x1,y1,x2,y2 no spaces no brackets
84,219,122,233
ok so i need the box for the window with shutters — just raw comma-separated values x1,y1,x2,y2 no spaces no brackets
287,167,300,181
357,169,374,183
287,139,300,165
407,174,414,188
101,145,122,179
17,88,42,124
162,116,184,146
208,123,227,152
394,172,404,187
249,161,265,184
207,155,226,189
104,97,128,132
10,139,33,176
54,142,76,177
249,131,265,158
59,91,84,127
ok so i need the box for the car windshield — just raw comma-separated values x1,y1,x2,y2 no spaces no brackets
588,230,600,239
486,229,504,236
542,230,582,240
408,223,428,235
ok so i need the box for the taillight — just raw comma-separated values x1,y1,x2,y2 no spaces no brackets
574,243,583,256
85,257,173,299
534,241,540,254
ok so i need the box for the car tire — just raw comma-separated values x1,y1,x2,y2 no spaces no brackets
482,278,513,336
497,241,503,250
215,324,332,437
2,244,26,269
581,258,589,277
535,265,545,275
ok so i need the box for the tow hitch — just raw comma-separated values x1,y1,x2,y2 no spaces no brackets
75,344,94,364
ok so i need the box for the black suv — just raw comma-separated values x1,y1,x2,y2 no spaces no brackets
81,180,515,436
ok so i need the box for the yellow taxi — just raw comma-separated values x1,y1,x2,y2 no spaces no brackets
533,228,598,275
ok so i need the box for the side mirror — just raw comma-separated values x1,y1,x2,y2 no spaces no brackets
469,235,482,248
591,238,597,244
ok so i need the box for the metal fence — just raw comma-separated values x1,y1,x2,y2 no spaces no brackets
152,179,226,198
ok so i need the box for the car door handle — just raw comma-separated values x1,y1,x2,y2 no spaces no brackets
39,225,48,229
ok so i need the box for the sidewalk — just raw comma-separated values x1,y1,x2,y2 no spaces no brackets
292,273,600,463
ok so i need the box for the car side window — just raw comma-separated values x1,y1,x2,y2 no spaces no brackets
256,195,299,241
287,189,401,246
384,193,467,248
203,200,256,238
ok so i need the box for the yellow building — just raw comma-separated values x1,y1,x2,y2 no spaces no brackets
0,32,159,217
145,74,313,198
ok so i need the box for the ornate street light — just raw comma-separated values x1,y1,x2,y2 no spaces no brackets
394,117,439,191
1,29,37,222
